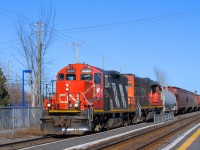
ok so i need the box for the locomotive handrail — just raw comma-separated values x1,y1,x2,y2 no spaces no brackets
80,92,93,108
81,83,96,108
83,83,95,95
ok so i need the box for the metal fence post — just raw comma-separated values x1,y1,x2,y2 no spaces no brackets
28,107,30,129
12,108,15,135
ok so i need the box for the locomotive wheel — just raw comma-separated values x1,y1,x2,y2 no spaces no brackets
94,123,103,132
123,121,129,126
132,115,140,124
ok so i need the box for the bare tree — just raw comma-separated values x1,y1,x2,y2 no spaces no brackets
154,66,168,87
16,5,55,107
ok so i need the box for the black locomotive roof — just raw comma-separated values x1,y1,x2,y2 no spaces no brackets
96,67,120,77
150,80,160,86
106,70,120,77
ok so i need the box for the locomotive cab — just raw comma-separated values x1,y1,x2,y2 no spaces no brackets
45,64,105,111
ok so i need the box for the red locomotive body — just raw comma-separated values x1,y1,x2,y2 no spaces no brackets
53,64,104,110
123,74,163,122
123,74,162,109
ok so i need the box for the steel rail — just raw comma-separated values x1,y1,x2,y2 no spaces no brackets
90,113,200,150
137,116,200,150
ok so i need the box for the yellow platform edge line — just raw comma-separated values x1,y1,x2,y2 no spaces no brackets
177,128,200,150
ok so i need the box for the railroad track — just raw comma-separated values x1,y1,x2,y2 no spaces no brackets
0,135,69,150
87,113,200,150
1,113,200,150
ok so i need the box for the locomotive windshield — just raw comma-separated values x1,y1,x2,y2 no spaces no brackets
81,74,92,80
66,74,76,80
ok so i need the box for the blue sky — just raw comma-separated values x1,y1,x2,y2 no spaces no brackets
0,0,199,93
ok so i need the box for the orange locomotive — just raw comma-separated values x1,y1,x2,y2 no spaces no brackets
41,63,163,135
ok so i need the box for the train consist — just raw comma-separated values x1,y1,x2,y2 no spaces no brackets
40,63,200,135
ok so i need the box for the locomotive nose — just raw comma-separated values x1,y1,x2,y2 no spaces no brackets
57,81,94,110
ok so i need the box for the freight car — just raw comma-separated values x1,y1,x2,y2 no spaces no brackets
40,63,163,135
164,86,200,114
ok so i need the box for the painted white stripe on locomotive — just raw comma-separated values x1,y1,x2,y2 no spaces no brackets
59,101,68,104
59,94,66,97
59,94,68,103
59,94,78,103
119,84,126,108
69,94,77,102
112,83,120,108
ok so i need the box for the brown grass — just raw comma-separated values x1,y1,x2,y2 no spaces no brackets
0,127,47,139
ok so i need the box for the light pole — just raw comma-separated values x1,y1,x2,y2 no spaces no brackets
22,70,31,107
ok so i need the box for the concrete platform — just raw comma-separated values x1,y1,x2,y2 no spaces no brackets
162,123,200,150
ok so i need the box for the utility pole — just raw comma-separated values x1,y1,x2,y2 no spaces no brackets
120,66,122,73
72,42,81,63
37,22,42,106
7,62,10,87
102,56,104,70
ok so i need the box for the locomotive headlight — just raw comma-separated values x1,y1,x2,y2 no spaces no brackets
47,103,51,107
74,101,79,108
66,88,69,92
74,103,78,108
69,103,73,108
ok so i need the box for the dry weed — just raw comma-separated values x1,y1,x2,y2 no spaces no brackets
0,127,47,139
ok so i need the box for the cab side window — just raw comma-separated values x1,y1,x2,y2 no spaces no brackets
104,75,110,88
58,73,64,81
152,85,158,93
94,73,101,84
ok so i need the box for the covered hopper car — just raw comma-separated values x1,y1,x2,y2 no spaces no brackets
164,86,200,114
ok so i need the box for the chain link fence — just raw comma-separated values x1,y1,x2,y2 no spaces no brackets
0,107,43,134
154,112,174,123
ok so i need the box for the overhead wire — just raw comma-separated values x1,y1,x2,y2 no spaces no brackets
1,6,200,75
51,28,124,70
54,8,200,33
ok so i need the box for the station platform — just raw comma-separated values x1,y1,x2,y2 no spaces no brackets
163,123,200,150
